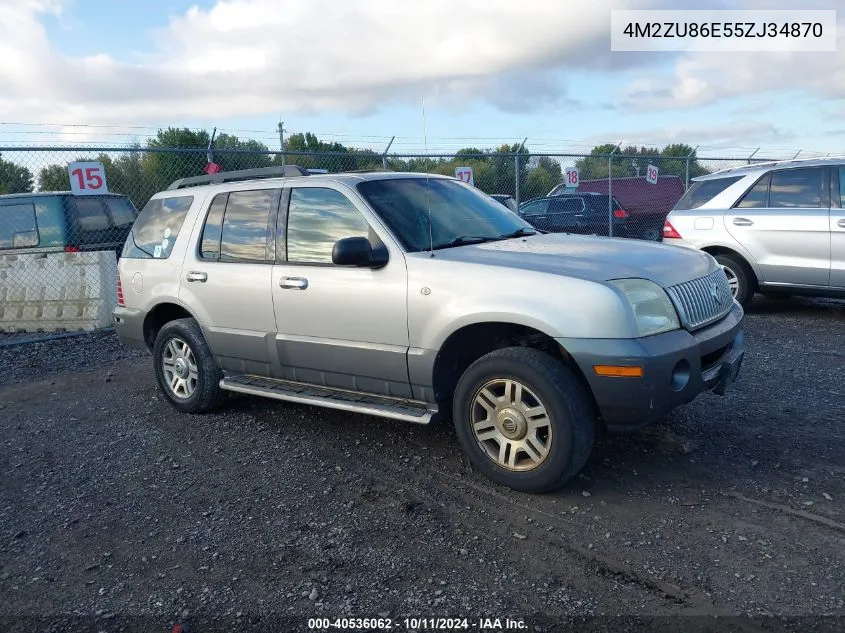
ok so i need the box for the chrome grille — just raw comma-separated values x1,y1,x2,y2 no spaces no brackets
666,268,734,331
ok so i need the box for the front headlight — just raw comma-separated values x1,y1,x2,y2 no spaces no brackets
610,278,680,337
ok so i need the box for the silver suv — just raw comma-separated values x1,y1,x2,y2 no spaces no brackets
113,166,745,493
664,157,845,307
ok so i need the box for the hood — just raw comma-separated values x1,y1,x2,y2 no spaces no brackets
429,233,715,287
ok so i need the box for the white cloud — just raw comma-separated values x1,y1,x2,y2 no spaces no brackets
0,0,674,125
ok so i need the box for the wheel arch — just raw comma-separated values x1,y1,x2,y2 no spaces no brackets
430,321,601,422
142,302,200,351
701,245,760,291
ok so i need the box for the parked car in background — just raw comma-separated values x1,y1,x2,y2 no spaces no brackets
489,194,518,213
113,166,744,493
549,175,686,241
0,191,139,258
519,193,630,237
663,157,845,307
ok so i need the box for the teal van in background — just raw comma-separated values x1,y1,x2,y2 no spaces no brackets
0,192,139,258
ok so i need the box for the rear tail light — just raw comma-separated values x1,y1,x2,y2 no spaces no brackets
613,209,629,219
663,220,682,239
64,245,80,253
117,273,125,307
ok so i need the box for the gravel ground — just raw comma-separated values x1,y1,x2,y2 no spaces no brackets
0,295,843,633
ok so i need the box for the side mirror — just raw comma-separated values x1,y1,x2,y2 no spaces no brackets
331,236,388,268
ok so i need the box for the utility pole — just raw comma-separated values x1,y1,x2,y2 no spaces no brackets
278,120,286,166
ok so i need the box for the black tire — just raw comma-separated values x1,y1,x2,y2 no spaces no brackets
714,253,755,309
451,347,595,493
153,317,224,414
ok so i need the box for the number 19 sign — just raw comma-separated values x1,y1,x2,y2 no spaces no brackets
68,161,109,195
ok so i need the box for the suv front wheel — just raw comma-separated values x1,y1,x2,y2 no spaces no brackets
153,318,224,414
452,347,595,493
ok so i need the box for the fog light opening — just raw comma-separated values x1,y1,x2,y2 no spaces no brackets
671,359,691,392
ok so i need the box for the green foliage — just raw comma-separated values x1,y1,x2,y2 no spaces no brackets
0,153,34,194
574,143,710,182
38,164,70,191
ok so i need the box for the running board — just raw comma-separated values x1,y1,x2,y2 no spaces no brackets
219,375,435,424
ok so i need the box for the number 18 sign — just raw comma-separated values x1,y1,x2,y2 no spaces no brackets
68,161,109,195
564,167,579,188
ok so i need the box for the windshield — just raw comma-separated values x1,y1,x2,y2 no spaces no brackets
356,177,535,252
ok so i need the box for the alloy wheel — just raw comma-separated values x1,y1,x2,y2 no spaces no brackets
470,379,553,471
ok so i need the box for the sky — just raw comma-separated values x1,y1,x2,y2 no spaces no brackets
0,0,843,157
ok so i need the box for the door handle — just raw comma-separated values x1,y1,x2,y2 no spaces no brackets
280,276,308,290
185,271,207,283
838,219,845,228
732,218,754,226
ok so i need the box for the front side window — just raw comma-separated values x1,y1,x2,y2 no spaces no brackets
122,195,194,259
519,200,550,217
769,168,823,208
219,189,276,263
286,187,371,264
0,203,38,249
105,197,138,228
357,178,534,252
840,167,845,207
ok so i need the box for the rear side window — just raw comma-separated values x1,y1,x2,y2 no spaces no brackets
75,198,110,232
104,198,138,227
122,195,194,259
551,198,584,213
736,174,770,208
769,168,823,208
0,203,38,249
673,176,743,210
219,189,277,263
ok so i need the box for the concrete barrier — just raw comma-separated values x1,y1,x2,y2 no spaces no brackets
0,251,118,333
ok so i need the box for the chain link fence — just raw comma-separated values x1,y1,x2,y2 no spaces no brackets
0,145,771,332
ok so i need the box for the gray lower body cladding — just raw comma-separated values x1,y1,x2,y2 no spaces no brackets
559,302,745,429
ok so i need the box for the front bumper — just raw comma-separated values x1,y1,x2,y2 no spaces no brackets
558,302,745,429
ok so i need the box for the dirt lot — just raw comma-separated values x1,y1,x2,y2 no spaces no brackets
0,296,843,633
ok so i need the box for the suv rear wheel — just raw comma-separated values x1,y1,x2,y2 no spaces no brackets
451,347,595,493
153,318,224,414
714,253,754,308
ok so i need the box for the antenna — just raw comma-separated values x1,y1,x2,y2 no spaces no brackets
422,98,434,258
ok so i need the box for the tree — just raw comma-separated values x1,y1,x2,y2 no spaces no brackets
575,143,710,181
39,164,70,191
0,154,34,194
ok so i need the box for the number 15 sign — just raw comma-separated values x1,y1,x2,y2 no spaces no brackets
68,161,109,195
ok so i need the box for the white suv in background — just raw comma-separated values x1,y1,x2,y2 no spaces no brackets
663,158,845,307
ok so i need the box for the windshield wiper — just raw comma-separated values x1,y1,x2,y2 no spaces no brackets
431,236,498,250
497,227,540,239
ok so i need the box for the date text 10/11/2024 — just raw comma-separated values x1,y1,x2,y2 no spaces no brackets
307,617,528,630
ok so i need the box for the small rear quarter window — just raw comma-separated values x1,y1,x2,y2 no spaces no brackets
673,176,744,210
122,195,194,259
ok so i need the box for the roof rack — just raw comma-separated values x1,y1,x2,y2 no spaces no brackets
166,165,310,190
705,154,845,177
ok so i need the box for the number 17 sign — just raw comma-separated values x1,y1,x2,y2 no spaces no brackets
68,161,109,195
